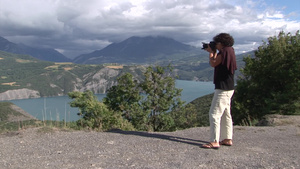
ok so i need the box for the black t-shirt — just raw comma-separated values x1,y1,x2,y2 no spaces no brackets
214,47,237,90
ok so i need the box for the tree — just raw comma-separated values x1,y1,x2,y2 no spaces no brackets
140,65,185,131
68,90,134,131
103,73,147,130
103,73,142,120
232,31,300,125
103,65,186,131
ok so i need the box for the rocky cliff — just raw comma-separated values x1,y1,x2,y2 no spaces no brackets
0,88,40,101
0,66,143,101
78,67,120,93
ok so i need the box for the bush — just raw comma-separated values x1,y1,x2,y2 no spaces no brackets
68,90,134,131
232,31,300,125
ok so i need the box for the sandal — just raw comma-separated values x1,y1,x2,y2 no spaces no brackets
201,143,220,149
219,139,232,146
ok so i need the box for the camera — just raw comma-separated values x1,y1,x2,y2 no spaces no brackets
202,41,216,51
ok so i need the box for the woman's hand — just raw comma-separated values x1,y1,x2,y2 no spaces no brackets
209,52,222,67
205,45,214,53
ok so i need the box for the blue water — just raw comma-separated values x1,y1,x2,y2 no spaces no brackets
9,80,214,122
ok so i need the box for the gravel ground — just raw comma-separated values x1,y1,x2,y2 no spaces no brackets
0,124,299,169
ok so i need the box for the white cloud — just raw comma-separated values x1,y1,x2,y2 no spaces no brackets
0,0,299,58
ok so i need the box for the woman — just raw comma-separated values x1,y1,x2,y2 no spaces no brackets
201,33,237,149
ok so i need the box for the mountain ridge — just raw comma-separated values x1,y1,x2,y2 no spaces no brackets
73,36,205,64
0,36,71,62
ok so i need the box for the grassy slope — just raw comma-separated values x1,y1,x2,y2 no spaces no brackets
0,102,38,132
0,51,148,97
0,49,250,96
0,102,78,133
0,51,106,96
0,102,24,121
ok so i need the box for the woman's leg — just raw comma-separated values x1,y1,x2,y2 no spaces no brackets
209,89,226,143
220,90,234,142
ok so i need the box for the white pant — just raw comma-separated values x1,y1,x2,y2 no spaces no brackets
209,89,234,142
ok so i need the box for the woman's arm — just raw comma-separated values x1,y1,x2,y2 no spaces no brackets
205,45,222,67
209,52,222,67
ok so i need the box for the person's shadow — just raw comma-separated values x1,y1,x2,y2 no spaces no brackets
108,129,208,147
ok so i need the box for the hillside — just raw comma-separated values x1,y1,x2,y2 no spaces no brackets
0,36,71,62
73,36,250,81
170,51,251,81
0,51,145,100
0,48,251,100
0,102,37,122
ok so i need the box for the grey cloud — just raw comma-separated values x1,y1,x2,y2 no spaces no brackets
0,0,299,58
56,6,81,23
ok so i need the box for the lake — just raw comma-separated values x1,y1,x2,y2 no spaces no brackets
9,80,214,122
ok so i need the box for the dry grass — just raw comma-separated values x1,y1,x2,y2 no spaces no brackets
37,126,56,133
1,82,20,86
16,59,36,63
257,114,300,126
45,63,74,70
45,65,59,69
36,126,74,134
106,65,124,69
234,127,246,131
64,67,73,71
54,62,73,65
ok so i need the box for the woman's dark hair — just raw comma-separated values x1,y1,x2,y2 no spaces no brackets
213,33,234,47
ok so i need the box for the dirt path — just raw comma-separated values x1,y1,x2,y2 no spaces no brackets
0,124,299,169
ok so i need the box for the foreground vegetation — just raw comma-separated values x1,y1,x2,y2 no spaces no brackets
68,65,194,132
232,31,300,125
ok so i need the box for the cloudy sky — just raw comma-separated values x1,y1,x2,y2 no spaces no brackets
0,0,299,58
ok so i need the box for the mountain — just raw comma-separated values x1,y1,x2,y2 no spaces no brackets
0,50,145,100
73,36,206,64
73,35,252,81
0,36,71,62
